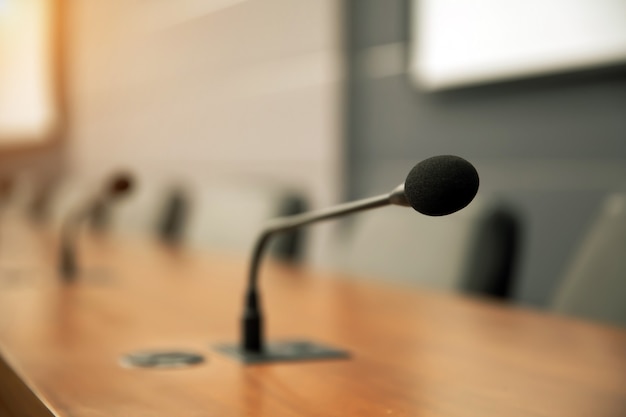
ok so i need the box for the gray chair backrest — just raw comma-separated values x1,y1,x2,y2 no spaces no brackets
155,187,189,244
109,178,172,238
459,203,521,298
552,193,626,327
328,198,521,297
184,182,307,261
95,176,307,261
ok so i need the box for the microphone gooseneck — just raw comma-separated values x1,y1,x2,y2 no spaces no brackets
241,155,479,354
59,205,87,282
59,173,134,282
243,193,393,352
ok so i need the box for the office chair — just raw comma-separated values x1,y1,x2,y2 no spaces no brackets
184,182,307,261
43,173,139,236
551,193,626,327
459,203,521,298
106,178,171,238
155,186,189,244
328,197,522,298
45,177,93,231
105,176,306,259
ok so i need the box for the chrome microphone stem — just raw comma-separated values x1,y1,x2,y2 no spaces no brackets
265,193,392,233
59,204,93,282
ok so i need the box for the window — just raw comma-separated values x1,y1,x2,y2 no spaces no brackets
0,0,61,149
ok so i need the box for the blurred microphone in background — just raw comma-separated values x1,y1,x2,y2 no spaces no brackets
59,173,134,282
0,176,13,254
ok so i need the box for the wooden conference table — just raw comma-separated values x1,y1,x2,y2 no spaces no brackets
0,223,625,417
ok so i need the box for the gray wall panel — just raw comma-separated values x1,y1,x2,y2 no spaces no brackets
346,0,626,307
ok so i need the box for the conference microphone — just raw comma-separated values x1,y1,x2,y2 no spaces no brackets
0,177,13,256
28,178,56,223
0,177,13,203
216,155,479,364
59,173,133,282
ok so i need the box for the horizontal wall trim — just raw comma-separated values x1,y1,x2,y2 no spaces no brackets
372,158,626,191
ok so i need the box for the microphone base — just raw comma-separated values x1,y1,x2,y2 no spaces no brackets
215,339,349,365
120,350,205,369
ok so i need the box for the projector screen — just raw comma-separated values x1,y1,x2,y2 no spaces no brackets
410,0,626,91
0,0,59,148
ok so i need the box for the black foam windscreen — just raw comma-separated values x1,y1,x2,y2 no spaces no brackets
404,155,479,216
106,173,133,198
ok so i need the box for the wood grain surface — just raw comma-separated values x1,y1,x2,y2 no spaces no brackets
1,222,626,416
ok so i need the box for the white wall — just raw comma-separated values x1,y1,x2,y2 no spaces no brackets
64,0,345,262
